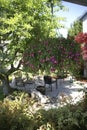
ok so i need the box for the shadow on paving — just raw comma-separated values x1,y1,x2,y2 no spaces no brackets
45,78,84,99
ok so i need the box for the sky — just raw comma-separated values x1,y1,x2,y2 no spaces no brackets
56,1,87,38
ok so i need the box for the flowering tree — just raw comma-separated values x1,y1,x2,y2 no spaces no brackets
75,32,87,77
22,38,82,77
0,0,65,95
75,32,87,44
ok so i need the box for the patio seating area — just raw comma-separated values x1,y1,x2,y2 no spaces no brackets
10,75,86,109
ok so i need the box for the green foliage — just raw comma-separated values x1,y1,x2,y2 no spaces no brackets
68,20,82,38
0,0,65,95
22,38,83,78
0,91,87,130
33,101,87,130
0,91,35,130
0,86,5,100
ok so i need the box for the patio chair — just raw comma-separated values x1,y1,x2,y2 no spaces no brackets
44,76,57,91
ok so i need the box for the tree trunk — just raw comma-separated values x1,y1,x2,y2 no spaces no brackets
84,61,87,78
1,75,12,96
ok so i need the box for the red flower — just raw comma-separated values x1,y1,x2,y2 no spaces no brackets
75,32,87,44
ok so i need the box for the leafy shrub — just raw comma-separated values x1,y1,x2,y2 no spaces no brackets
0,91,35,130
0,86,5,100
0,91,87,130
33,101,87,130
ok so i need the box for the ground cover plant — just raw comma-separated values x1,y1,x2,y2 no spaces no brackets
0,91,87,130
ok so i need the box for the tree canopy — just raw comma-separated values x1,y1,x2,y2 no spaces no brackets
0,0,65,95
0,0,83,96
68,20,82,38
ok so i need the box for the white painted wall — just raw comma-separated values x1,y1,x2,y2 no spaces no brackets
82,14,87,33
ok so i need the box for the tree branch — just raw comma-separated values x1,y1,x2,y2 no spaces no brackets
7,60,22,75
